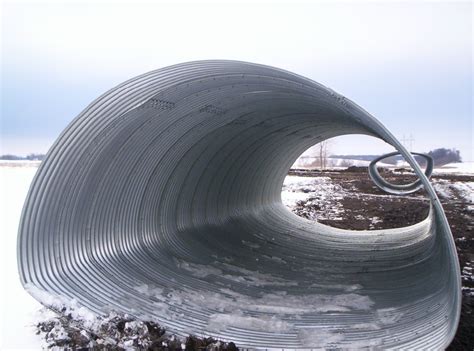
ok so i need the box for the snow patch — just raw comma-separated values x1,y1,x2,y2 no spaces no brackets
175,259,224,278
433,162,474,175
134,284,164,297
241,240,260,249
282,176,346,221
433,180,474,203
208,312,291,333
376,307,404,325
25,284,98,328
297,328,344,347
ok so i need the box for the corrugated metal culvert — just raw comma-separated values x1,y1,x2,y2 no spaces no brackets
18,61,461,349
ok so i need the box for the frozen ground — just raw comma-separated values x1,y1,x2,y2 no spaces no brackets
0,163,241,350
284,169,473,350
0,164,43,350
432,162,474,176
281,176,346,220
432,179,474,205
1,161,473,349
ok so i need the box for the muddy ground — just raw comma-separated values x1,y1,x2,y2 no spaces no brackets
289,168,473,350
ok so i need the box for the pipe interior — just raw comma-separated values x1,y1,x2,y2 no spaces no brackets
18,61,460,349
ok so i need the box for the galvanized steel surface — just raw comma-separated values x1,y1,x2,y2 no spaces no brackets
369,151,434,195
18,61,461,349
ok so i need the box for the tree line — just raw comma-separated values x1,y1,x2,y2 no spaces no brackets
0,153,46,161
330,148,462,167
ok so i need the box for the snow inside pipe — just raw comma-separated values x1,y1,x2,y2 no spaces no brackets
18,61,461,348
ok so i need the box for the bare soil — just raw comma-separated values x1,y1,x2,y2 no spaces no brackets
36,308,239,350
289,168,473,350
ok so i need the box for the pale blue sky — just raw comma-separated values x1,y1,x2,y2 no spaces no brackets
1,1,472,160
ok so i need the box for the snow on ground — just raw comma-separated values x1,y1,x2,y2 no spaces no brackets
432,179,474,204
432,162,474,176
281,176,346,207
23,286,181,350
292,157,392,169
462,261,474,297
0,163,192,350
281,176,346,220
0,164,367,349
1,160,473,349
0,163,43,350
281,176,333,207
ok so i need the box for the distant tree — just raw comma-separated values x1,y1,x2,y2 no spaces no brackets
0,153,46,161
318,140,330,171
0,154,23,160
328,148,462,168
427,148,461,166
329,155,379,161
25,153,46,161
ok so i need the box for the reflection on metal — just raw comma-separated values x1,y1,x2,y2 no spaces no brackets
369,151,434,195
18,61,460,349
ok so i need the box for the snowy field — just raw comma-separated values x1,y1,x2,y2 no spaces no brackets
1,161,473,349
0,164,43,350
294,158,474,176
432,161,474,176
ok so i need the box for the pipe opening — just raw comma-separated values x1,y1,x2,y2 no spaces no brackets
284,135,431,230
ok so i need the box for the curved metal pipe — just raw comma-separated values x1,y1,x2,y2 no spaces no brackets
368,151,434,195
18,60,460,349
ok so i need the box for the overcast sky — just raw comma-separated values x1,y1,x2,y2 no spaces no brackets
1,0,472,160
